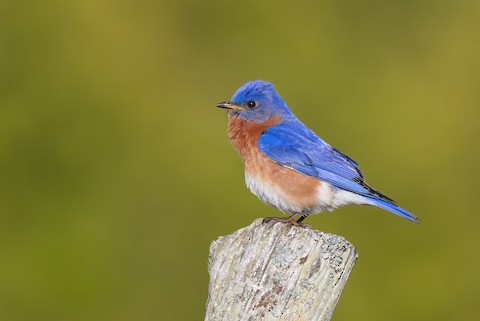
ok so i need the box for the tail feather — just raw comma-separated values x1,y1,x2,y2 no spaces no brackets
367,197,420,223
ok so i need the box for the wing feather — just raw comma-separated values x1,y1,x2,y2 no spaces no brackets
258,120,393,201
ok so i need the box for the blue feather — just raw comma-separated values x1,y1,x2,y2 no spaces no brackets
367,198,419,223
259,119,419,222
259,120,365,187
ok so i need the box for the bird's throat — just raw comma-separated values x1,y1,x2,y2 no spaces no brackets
227,114,281,161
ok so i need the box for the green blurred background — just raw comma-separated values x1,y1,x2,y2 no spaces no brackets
1,0,479,320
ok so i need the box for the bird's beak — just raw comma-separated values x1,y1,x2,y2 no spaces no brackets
216,101,243,111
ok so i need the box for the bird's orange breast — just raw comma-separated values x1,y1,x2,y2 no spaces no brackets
227,114,281,161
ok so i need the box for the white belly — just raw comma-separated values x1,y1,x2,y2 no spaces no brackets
245,173,372,215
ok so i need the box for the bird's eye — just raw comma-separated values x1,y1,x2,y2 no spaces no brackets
246,100,257,108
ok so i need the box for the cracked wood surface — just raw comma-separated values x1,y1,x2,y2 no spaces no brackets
205,219,357,321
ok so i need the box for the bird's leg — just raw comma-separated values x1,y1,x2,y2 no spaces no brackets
296,214,309,223
262,214,310,228
262,213,300,225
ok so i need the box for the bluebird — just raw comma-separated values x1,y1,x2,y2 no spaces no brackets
216,80,419,224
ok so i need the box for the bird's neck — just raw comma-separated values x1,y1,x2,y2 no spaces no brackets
228,114,281,161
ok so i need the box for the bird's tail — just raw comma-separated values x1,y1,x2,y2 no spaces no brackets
367,197,420,223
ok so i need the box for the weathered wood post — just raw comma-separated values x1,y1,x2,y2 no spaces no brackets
205,219,357,321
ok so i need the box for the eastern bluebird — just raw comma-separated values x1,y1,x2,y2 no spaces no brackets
217,80,419,224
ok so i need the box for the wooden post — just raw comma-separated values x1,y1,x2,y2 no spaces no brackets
205,219,357,321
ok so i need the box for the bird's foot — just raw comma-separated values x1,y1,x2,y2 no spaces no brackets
262,214,311,229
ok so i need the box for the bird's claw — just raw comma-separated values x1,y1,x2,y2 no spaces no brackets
262,215,311,229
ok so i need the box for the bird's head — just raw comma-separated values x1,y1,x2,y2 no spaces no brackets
216,80,292,123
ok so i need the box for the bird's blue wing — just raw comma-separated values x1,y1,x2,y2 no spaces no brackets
258,120,419,222
258,121,383,198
